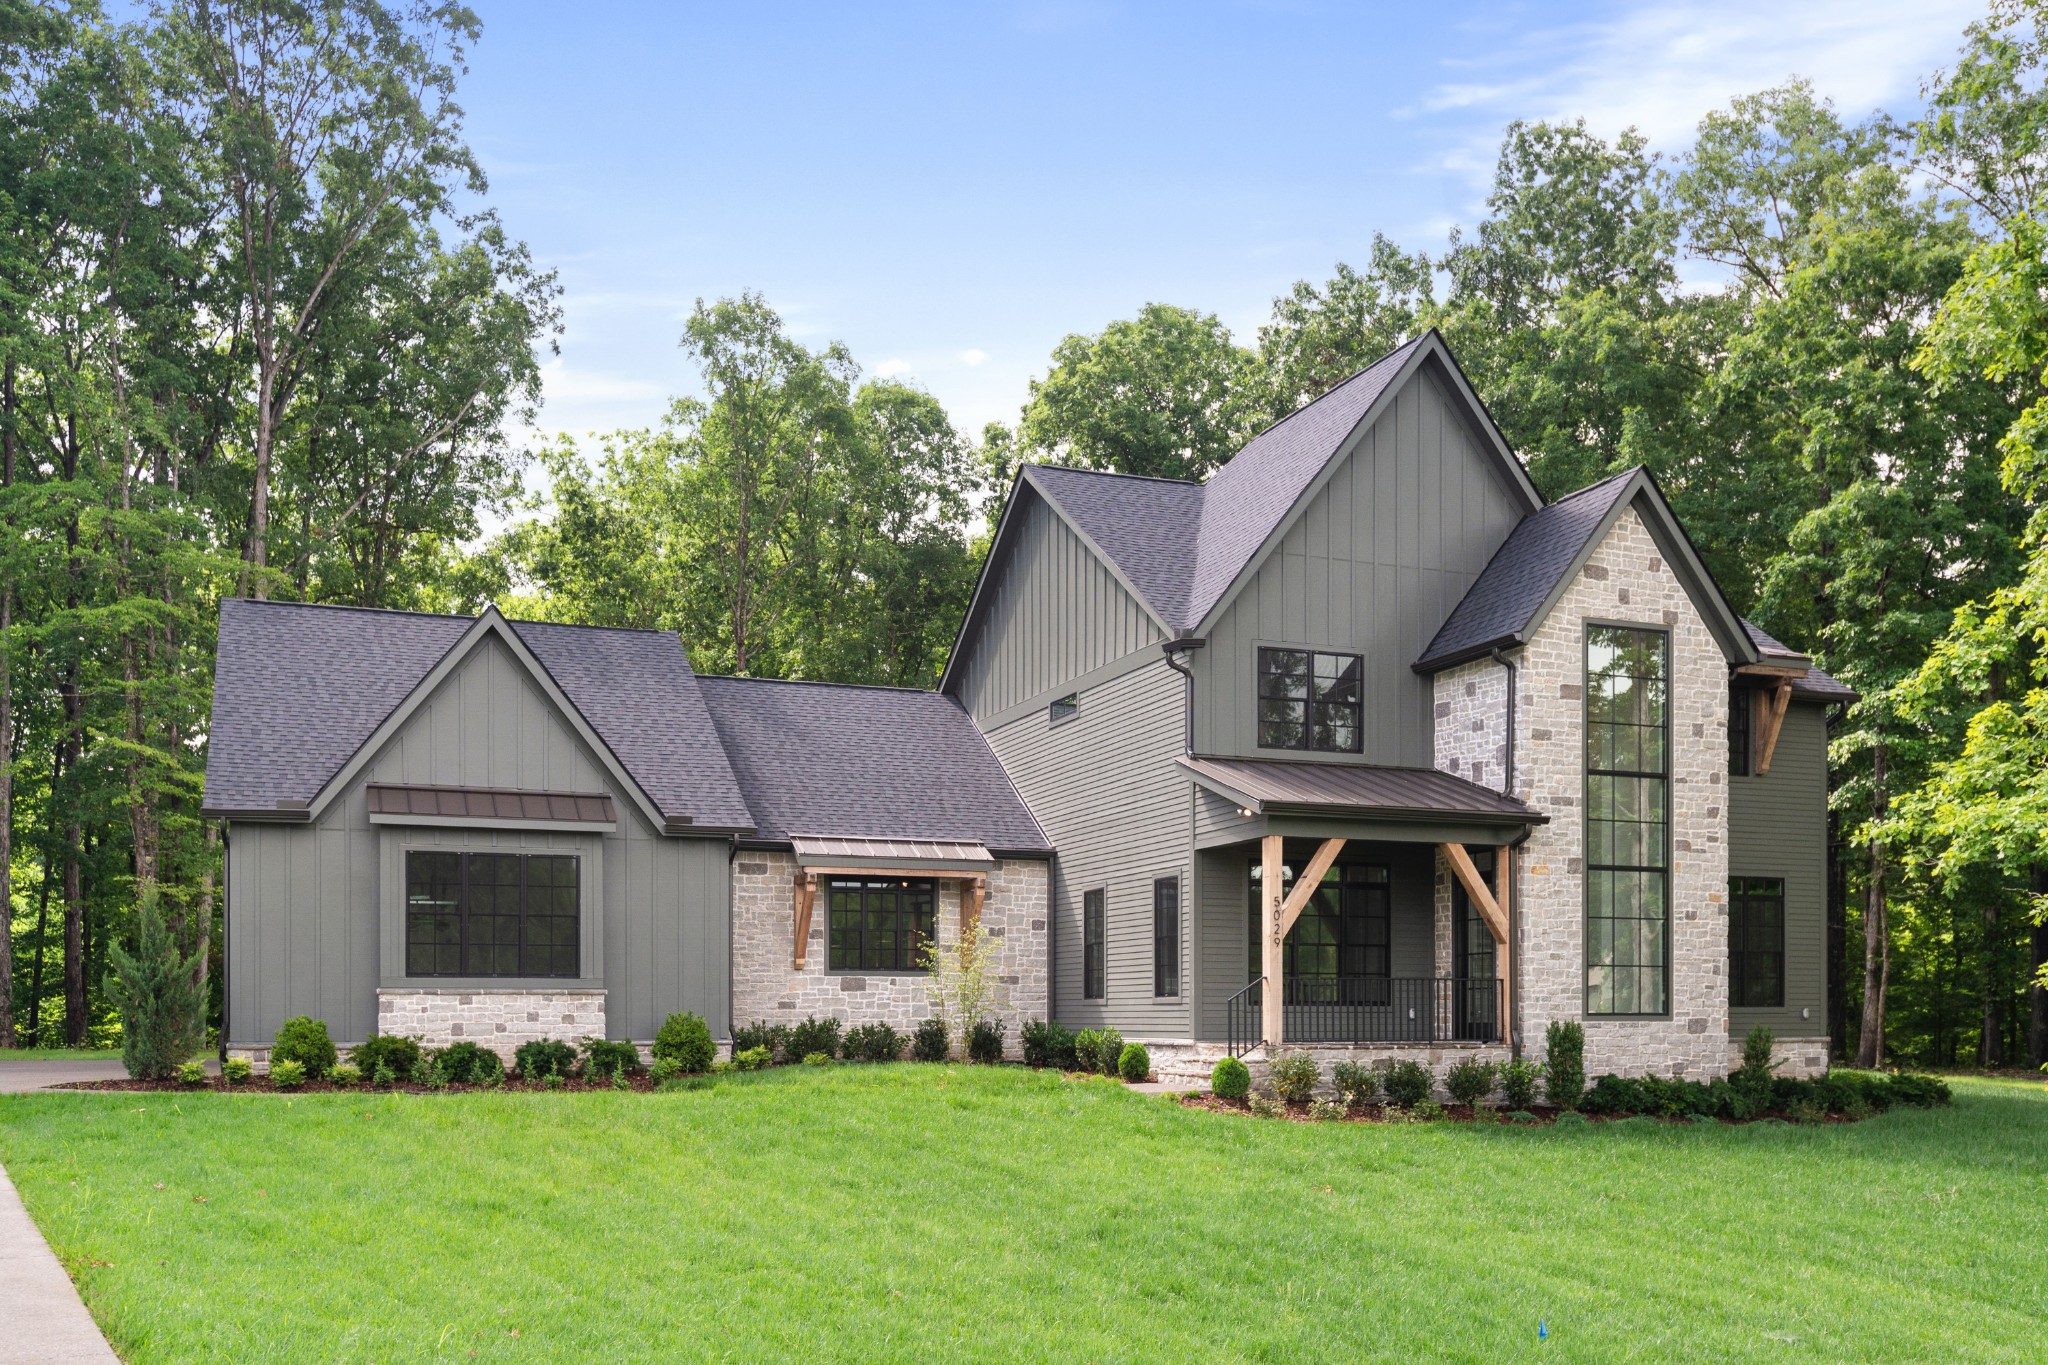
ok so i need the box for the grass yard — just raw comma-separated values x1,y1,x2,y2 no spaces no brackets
1,1068,2042,1364
1,1046,124,1062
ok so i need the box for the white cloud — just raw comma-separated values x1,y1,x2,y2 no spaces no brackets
874,357,914,378
958,348,990,367
537,357,667,404
1421,0,1980,186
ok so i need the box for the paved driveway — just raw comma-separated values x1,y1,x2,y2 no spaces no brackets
0,1058,218,1093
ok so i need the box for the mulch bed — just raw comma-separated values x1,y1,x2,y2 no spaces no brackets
1176,1094,1846,1125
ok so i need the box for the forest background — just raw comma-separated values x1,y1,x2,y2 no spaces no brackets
6,0,2048,1072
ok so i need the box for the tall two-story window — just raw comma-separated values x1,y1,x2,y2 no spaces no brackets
1729,877,1785,1007
1153,876,1180,997
1728,684,1752,776
1585,626,1670,1016
827,878,934,972
1083,888,1106,1000
405,851,579,978
1257,648,1364,752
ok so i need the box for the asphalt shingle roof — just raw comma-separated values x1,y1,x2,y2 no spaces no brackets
1413,468,1640,670
1739,619,1857,702
698,677,1051,852
203,600,753,829
1023,466,1203,623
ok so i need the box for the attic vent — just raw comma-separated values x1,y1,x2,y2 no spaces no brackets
1049,693,1078,725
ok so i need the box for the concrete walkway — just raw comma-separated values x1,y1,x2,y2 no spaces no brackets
0,1163,120,1363
0,1058,219,1094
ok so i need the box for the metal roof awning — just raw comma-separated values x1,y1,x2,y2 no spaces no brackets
1178,755,1543,848
790,836,996,874
366,783,618,831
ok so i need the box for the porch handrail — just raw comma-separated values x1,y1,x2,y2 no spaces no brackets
1226,976,1503,1050
1225,976,1264,1058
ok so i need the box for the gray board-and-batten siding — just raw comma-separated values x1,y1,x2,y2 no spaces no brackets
1727,700,1830,1038
226,634,732,1048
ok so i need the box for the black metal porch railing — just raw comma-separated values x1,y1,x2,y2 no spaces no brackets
1227,976,1504,1058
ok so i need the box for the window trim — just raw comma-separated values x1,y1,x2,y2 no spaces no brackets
1082,887,1106,1001
1049,692,1078,726
825,876,936,975
1153,875,1181,998
1254,644,1366,754
403,849,582,980
1582,621,1673,1020
1729,876,1787,1008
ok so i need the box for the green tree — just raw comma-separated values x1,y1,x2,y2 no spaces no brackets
104,891,205,1078
1259,233,1435,408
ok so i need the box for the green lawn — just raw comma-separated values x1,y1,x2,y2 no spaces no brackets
0,1046,123,1061
1,1069,2042,1364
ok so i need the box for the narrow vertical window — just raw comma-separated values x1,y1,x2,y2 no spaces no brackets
1083,889,1106,1000
1729,685,1752,776
1729,878,1785,1007
1585,625,1670,1016
1153,876,1180,998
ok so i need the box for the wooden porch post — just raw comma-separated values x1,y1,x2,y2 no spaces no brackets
792,872,818,969
960,874,986,934
1260,834,1283,1052
1495,844,1514,1051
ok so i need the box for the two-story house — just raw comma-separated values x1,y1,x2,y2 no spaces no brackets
205,331,1846,1082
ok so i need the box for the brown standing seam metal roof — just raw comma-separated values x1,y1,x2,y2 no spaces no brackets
790,836,995,865
1178,755,1544,824
366,783,616,825
1741,619,1857,702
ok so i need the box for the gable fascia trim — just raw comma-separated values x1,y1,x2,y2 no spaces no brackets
1191,335,1538,637
1503,473,1759,671
302,607,673,833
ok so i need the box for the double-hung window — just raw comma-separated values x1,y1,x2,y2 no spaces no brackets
405,851,579,978
1729,878,1786,1007
827,878,934,972
1257,648,1364,752
1585,626,1670,1016
1153,876,1180,998
1083,888,1106,1000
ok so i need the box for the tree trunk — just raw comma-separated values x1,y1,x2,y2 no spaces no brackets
62,817,84,1046
1982,899,2004,1068
1855,745,1888,1069
27,841,52,1047
195,822,217,997
0,357,14,1047
241,349,276,599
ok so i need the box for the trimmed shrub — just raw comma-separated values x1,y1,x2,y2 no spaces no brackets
653,1012,716,1074
1445,1057,1500,1108
1883,1073,1951,1108
223,1057,254,1085
1731,1025,1778,1116
786,1016,843,1063
1020,1020,1076,1070
1581,1074,1647,1116
911,1017,950,1062
1270,1050,1320,1105
271,1016,338,1079
1543,1020,1586,1111
1500,1057,1541,1111
843,1022,904,1063
177,1059,207,1086
967,1018,1006,1065
582,1037,642,1077
1211,1055,1252,1100
330,1062,361,1087
1381,1059,1432,1109
802,1051,833,1066
1332,1061,1378,1107
434,1041,504,1086
650,1056,680,1083
1074,1027,1125,1076
1412,1096,1446,1121
104,893,206,1081
373,1063,398,1088
1117,1041,1150,1083
351,1034,424,1083
269,1059,306,1089
1247,1093,1282,1118
1308,1097,1346,1122
731,1021,778,1056
513,1038,578,1082
1553,1109,1589,1128
1506,1110,1540,1124
733,1045,773,1071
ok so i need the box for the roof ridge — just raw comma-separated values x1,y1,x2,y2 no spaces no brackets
1546,466,1642,506
1028,463,1203,489
223,597,689,643
1221,332,1426,459
698,674,956,698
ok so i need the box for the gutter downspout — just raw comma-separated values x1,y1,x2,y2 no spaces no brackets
1489,646,1517,798
1161,636,1207,755
218,820,229,1065
1507,825,1534,1059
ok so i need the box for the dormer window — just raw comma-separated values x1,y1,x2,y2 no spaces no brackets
1257,648,1363,753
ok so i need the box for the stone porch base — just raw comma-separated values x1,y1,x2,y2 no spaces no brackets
1733,1034,1829,1080
376,988,608,1058
1136,1037,1511,1099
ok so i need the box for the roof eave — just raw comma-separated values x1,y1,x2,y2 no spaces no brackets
1412,634,1525,675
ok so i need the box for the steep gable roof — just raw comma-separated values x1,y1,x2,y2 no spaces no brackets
698,677,1050,853
1413,467,1759,672
202,600,753,831
1022,465,1203,625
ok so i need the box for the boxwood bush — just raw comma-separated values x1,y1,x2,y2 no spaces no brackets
1020,1019,1077,1070
582,1037,642,1077
843,1022,903,1063
731,1021,778,1057
514,1038,578,1081
1381,1059,1433,1109
270,1016,337,1079
653,1012,717,1074
1211,1055,1251,1100
1074,1027,1125,1076
1116,1041,1150,1083
268,1059,306,1089
350,1034,423,1083
1500,1056,1541,1111
785,1016,842,1063
433,1041,504,1086
966,1018,1005,1064
1444,1057,1500,1108
911,1017,949,1062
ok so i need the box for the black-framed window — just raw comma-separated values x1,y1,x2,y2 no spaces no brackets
1245,861,1390,980
405,851,579,978
827,878,934,972
1729,685,1752,776
1257,647,1363,752
1730,877,1785,1007
1050,693,1078,724
1083,888,1105,1000
1153,876,1180,998
1585,625,1670,1016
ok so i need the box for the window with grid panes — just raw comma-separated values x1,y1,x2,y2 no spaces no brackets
1584,626,1670,1015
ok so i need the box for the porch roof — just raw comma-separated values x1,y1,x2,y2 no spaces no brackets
1178,755,1543,828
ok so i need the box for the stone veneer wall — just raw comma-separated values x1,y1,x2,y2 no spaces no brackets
1438,506,1734,1079
730,853,1049,1056
1147,1039,1510,1097
373,989,607,1057
1731,1034,1829,1080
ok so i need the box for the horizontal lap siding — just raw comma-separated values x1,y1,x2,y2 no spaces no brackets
1728,703,1829,1037
957,492,1165,724
1193,372,1523,766
984,662,1191,1036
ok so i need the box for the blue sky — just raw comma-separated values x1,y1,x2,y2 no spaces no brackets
457,0,1986,444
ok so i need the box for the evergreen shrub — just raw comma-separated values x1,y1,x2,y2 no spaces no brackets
270,1016,338,1079
653,1012,717,1073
